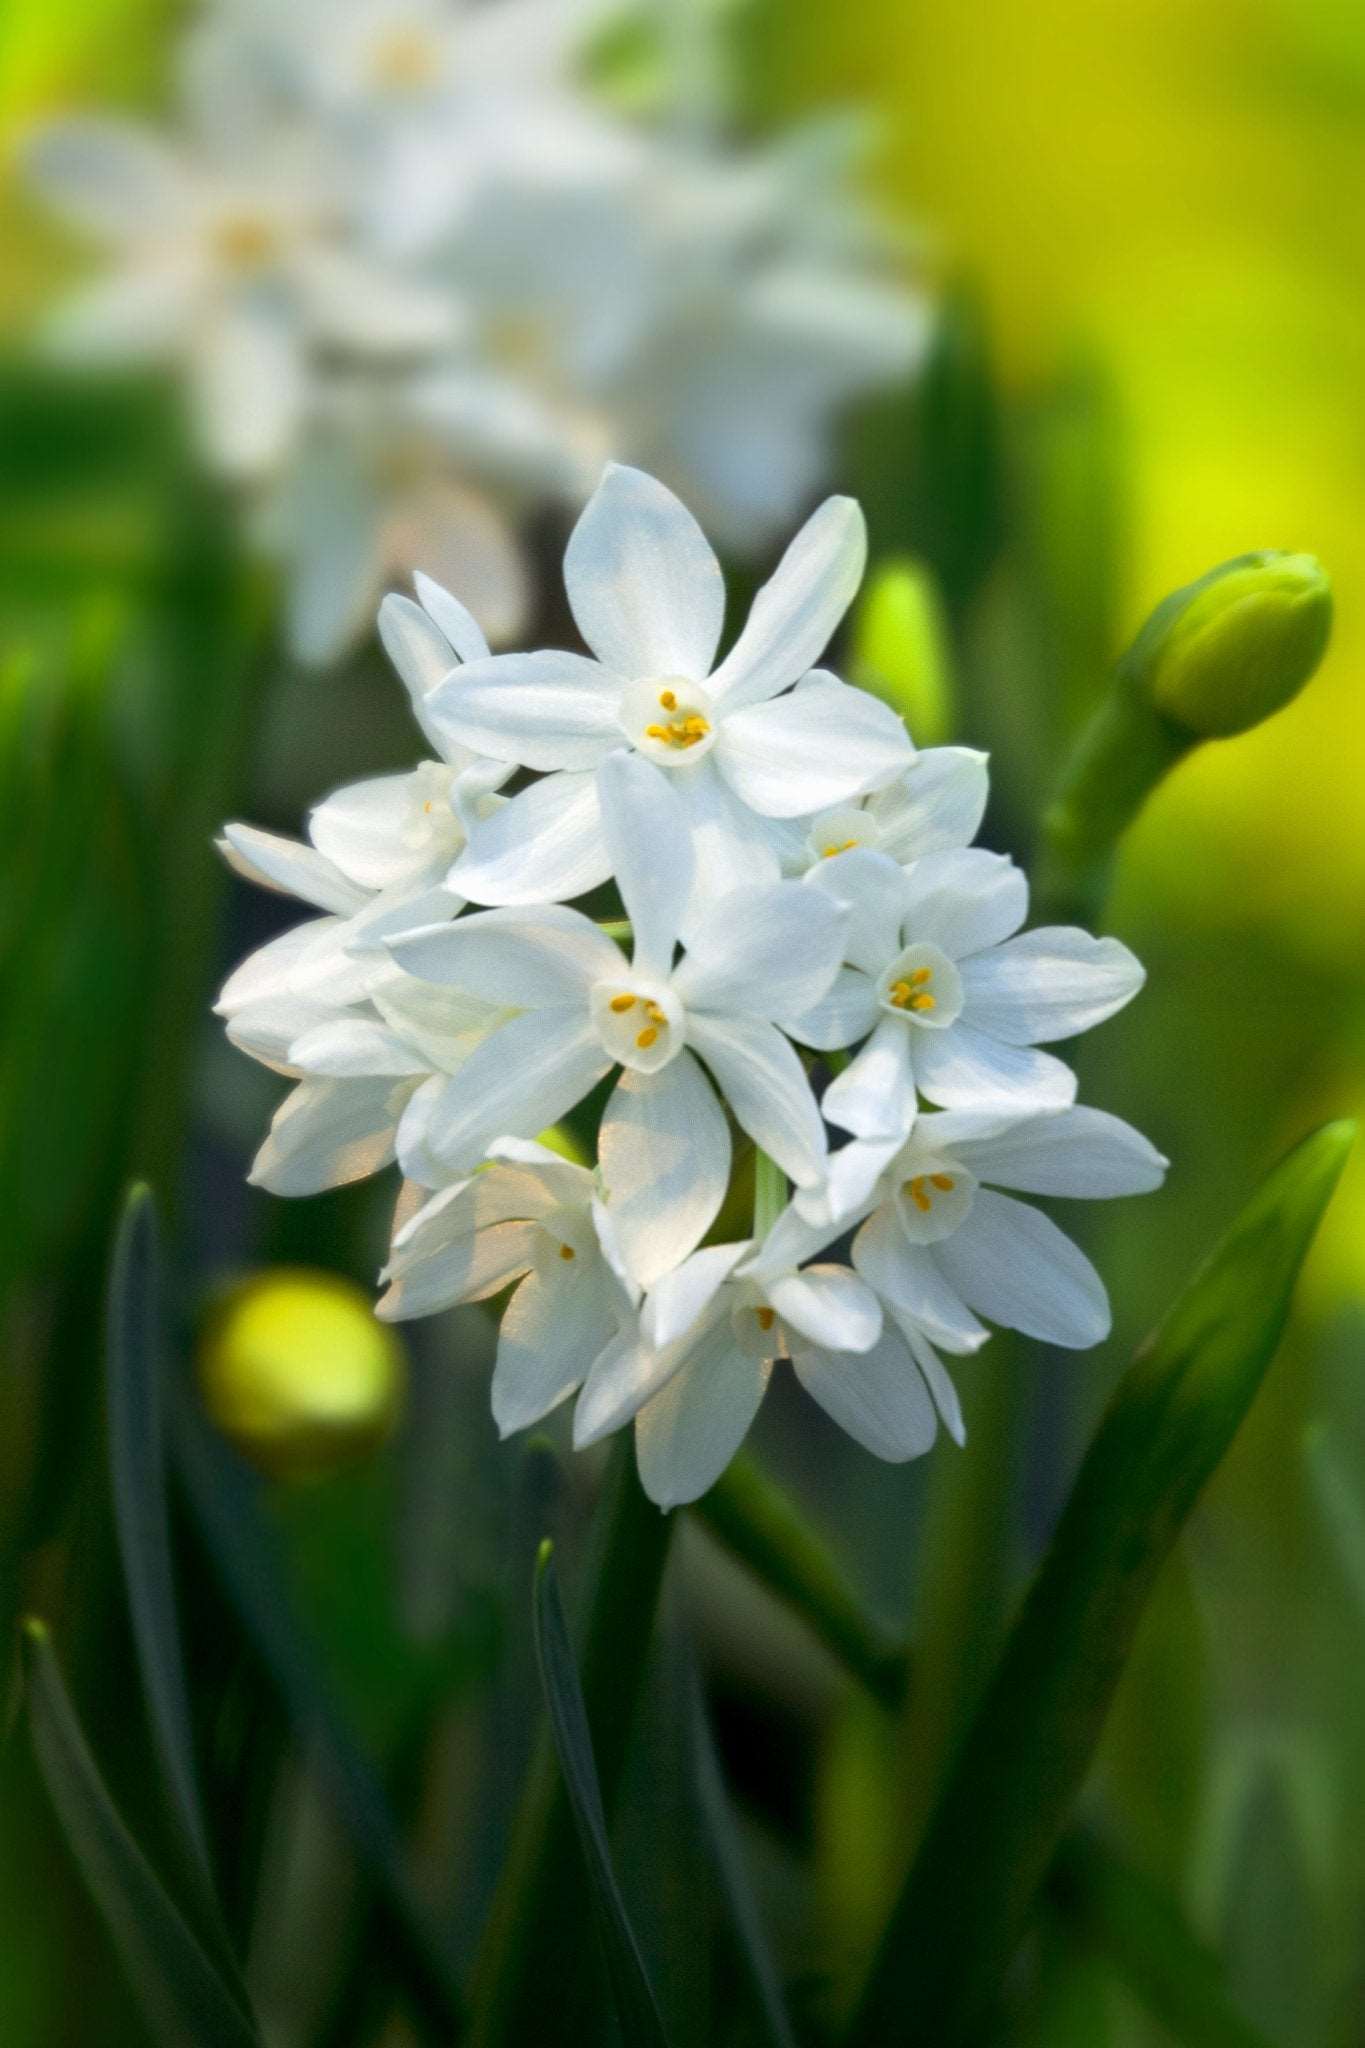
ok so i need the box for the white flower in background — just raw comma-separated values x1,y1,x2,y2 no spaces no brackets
25,111,455,480
379,1137,641,1436
783,845,1144,1160
385,751,849,1273
795,746,990,876
428,464,912,915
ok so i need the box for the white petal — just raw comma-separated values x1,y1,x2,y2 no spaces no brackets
596,751,691,978
45,263,190,362
309,772,446,893
249,1077,409,1196
823,1016,918,1142
377,593,459,750
901,849,1029,960
959,1106,1168,1199
372,975,505,1076
598,1052,731,1290
708,497,867,710
870,748,990,863
768,1265,883,1354
407,1010,610,1175
913,1024,1077,1114
380,1219,543,1321
793,1135,901,1230
574,1323,690,1450
674,881,847,1021
791,1328,937,1461
686,1013,828,1188
933,1190,1110,1348
492,1263,622,1436
25,119,181,240
671,755,782,934
225,995,337,1075
900,1322,966,1446
780,967,878,1052
415,571,490,662
219,824,368,917
217,917,371,1014
343,881,463,956
192,308,304,479
804,846,911,976
288,1018,432,1078
424,652,622,771
452,770,611,906
716,674,913,818
643,1242,752,1350
851,1207,988,1354
564,463,725,682
960,929,1146,1045
279,440,381,668
387,904,621,1008
635,1326,771,1507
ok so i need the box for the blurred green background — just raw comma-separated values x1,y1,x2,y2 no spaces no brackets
3,2,1365,2043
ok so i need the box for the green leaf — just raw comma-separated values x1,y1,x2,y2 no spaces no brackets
849,1119,1353,2048
21,1620,260,2048
1051,1833,1278,2048
686,1658,798,2048
106,1186,215,1890
694,1452,909,1711
171,1398,465,2042
532,1543,670,2048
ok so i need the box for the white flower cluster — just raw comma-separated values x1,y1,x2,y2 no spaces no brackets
25,0,925,663
219,465,1165,1506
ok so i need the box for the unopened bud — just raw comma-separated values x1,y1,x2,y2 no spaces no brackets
199,1268,404,1480
853,557,956,746
1129,551,1332,740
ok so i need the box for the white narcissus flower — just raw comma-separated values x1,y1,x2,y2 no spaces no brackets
796,746,990,875
838,1107,1169,1352
26,113,455,481
385,751,849,1275
426,464,913,920
784,846,1145,1159
378,1137,640,1437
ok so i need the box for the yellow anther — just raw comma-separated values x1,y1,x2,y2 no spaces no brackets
821,839,859,858
683,716,710,737
910,994,937,1013
909,967,933,987
636,1026,659,1049
906,1176,933,1214
756,1306,775,1333
644,1001,667,1024
658,689,678,711
930,1173,955,1192
645,709,712,750
889,980,913,1008
558,1244,576,1261
609,993,636,1013
423,800,434,813
645,723,670,740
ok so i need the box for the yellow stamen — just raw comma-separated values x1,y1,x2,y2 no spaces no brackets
645,709,712,750
645,723,669,740
889,980,912,1008
910,994,937,1013
909,967,933,987
558,1243,576,1261
821,838,859,858
907,1176,933,1214
636,1026,659,1049
930,1173,955,1192
609,993,636,1013
644,1001,667,1023
756,1306,775,1333
658,689,677,711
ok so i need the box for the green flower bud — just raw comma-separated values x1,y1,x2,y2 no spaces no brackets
199,1268,404,1480
852,556,956,746
1127,550,1332,740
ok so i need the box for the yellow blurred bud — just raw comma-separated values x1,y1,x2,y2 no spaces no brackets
1131,550,1332,740
199,1269,405,1480
852,557,956,746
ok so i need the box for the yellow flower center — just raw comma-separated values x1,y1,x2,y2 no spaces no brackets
644,687,711,750
888,966,937,1013
903,1172,956,1215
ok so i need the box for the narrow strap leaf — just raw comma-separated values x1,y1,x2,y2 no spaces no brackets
106,1186,215,1892
532,1543,670,2048
1051,1833,1279,2048
848,1119,1353,2048
695,1452,909,1711
21,1620,260,2048
686,1657,799,2048
172,1397,466,2042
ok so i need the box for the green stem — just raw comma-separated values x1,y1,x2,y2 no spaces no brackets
467,1439,674,2047
752,1150,787,1239
597,918,632,945
1033,682,1188,925
694,1453,909,1712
